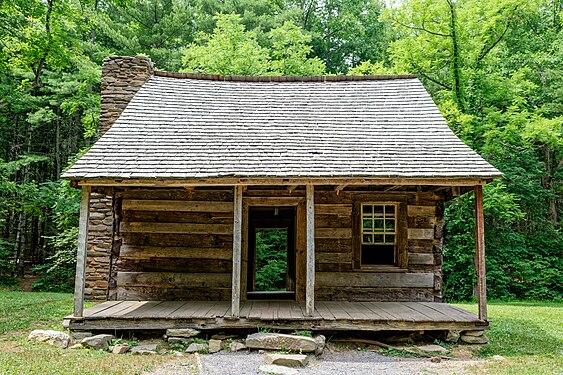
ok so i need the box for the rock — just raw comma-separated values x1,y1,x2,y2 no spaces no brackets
208,339,222,353
460,334,489,344
28,330,71,348
168,337,190,344
492,355,506,361
112,344,130,354
211,334,239,340
229,342,247,352
131,343,158,354
80,334,114,350
246,333,317,353
68,343,83,350
259,365,298,375
166,328,200,338
445,330,460,343
314,335,326,356
266,353,309,367
71,332,93,341
417,344,449,355
185,343,209,353
430,356,442,363
462,330,484,337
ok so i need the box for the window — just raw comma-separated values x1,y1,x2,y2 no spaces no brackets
361,203,397,266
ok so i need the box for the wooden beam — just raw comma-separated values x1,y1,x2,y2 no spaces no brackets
474,185,487,321
334,185,347,195
287,185,299,193
231,185,243,317
384,185,403,191
73,186,91,318
306,184,315,316
452,186,461,196
77,177,492,187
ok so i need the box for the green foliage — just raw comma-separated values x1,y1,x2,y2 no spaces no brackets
0,240,16,286
181,14,324,75
255,228,288,291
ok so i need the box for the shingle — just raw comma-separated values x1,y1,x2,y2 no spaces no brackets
63,76,502,180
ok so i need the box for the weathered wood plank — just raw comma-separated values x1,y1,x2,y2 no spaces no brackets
407,206,436,217
116,272,231,288
474,185,487,321
119,189,233,201
82,301,122,318
122,199,233,212
73,186,90,318
120,245,232,260
120,222,232,235
408,253,434,266
407,228,434,240
315,239,352,253
116,286,231,301
315,214,352,228
315,228,352,239
314,204,352,215
305,185,315,316
122,233,232,248
316,272,434,288
123,210,234,224
316,252,352,264
232,185,243,316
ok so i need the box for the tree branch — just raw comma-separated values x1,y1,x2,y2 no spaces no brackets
477,5,519,63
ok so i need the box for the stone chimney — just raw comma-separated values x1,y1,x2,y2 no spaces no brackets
100,56,153,136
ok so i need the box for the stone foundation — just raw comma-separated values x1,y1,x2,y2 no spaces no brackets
85,191,113,300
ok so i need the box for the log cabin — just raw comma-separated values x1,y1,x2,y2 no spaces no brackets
62,56,501,334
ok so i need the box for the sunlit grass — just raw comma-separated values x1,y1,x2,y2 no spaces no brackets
0,290,176,375
454,301,563,375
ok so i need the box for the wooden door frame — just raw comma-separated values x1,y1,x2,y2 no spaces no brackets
241,197,306,302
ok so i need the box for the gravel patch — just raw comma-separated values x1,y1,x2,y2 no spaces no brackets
144,350,485,375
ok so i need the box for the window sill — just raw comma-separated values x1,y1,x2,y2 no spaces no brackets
356,266,408,273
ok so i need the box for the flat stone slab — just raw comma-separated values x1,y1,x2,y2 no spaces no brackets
208,339,222,353
81,334,114,350
112,344,130,354
166,328,200,338
229,342,247,352
460,334,489,344
266,353,308,367
246,333,316,353
185,343,209,353
28,330,70,348
417,344,449,354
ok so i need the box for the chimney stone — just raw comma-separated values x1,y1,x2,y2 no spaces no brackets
100,55,153,136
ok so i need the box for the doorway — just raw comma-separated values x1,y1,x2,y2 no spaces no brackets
247,206,296,300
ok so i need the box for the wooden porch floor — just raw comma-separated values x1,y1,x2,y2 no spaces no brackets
65,301,488,332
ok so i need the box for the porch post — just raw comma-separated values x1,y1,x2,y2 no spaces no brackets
231,185,243,317
474,185,487,321
305,184,315,316
73,185,91,318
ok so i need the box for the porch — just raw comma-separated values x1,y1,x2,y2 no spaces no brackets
65,300,488,332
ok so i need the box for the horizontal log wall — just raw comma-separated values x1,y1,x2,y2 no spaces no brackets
85,187,445,303
113,188,234,301
313,190,444,302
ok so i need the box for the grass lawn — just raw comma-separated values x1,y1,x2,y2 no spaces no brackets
0,289,175,375
455,301,563,375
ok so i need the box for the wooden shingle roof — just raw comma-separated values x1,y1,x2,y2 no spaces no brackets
64,74,501,181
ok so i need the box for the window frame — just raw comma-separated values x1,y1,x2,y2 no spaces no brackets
352,199,408,271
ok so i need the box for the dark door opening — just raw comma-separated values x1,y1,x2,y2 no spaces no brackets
247,206,296,300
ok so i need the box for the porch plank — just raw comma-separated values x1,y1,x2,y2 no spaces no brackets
276,302,292,320
90,301,139,318
151,301,187,318
323,301,353,320
342,302,371,320
83,301,122,317
167,301,202,319
402,302,453,321
239,301,252,318
420,302,475,322
314,301,336,320
121,301,164,318
360,302,399,320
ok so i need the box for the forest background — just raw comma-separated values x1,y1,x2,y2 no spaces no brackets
0,0,561,301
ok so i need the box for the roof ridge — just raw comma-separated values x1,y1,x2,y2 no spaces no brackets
153,71,418,82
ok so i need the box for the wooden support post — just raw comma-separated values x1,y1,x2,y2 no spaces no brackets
231,185,243,317
474,185,487,321
73,186,91,318
305,184,315,316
